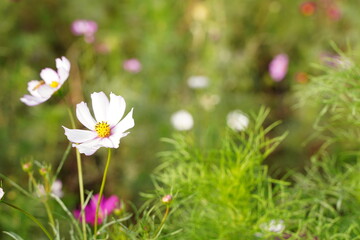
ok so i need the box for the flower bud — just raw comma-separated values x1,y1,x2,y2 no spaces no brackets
39,167,48,176
161,194,173,204
22,162,33,173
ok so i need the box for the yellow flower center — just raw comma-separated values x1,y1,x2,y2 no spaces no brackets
50,81,59,88
95,121,111,138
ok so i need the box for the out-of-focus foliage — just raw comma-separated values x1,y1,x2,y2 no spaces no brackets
2,0,360,239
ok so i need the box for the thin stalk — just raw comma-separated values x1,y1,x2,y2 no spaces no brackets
53,142,72,182
94,148,112,239
76,148,87,240
152,205,170,239
67,107,87,240
43,200,55,227
1,201,53,240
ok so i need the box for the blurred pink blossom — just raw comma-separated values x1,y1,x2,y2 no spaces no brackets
123,59,142,73
71,20,98,43
269,54,289,82
326,5,341,21
74,194,120,225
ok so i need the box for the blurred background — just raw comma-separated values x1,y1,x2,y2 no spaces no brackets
0,0,358,229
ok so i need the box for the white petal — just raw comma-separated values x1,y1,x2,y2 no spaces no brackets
76,102,96,130
108,132,130,148
0,188,4,200
37,84,56,98
99,137,116,148
56,57,71,83
40,68,60,85
56,56,71,72
63,127,98,143
27,80,43,97
20,94,47,106
112,108,134,135
73,138,102,156
91,92,109,122
107,93,126,127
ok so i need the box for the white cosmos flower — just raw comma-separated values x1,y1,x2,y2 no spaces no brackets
260,219,285,233
0,188,4,200
187,75,209,89
227,110,249,131
171,110,194,131
37,180,64,198
20,56,71,106
63,92,134,156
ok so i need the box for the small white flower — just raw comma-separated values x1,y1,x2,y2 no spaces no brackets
63,92,134,156
20,56,71,106
260,219,285,233
37,180,63,198
171,110,194,131
51,180,64,198
187,76,209,89
226,110,249,131
0,188,4,200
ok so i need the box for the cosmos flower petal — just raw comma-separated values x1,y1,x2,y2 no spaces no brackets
91,92,109,122
73,194,119,225
76,102,97,130
103,196,119,214
108,132,129,149
99,137,116,148
20,94,48,106
56,57,71,83
56,56,71,73
37,84,56,98
112,108,134,135
63,127,98,143
108,93,126,127
73,138,102,156
0,188,5,200
27,80,43,96
40,68,60,85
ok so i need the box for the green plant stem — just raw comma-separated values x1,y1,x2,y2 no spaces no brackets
94,148,112,239
1,201,53,240
53,142,72,182
44,200,55,227
67,106,87,240
76,148,87,240
153,205,170,239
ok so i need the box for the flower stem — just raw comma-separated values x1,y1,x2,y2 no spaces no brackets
94,148,112,239
1,201,53,240
76,148,87,240
153,205,170,239
43,200,55,227
67,107,87,240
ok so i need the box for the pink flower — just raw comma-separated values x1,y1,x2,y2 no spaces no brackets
326,5,341,21
74,194,119,225
63,92,134,156
123,59,142,73
71,20,98,43
20,56,70,106
269,54,289,82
